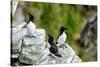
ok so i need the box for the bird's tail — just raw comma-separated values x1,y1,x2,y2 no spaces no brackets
54,52,62,57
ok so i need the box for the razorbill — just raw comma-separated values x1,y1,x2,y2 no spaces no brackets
26,13,36,37
56,26,67,49
48,33,62,57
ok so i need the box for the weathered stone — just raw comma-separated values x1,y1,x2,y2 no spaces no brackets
12,28,27,53
12,27,81,65
39,44,81,65
18,36,81,65
19,35,46,64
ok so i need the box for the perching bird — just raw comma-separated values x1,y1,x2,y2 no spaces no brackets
26,13,36,37
56,26,67,49
48,33,62,57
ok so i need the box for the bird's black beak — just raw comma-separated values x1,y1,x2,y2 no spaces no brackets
61,26,66,30
63,27,67,30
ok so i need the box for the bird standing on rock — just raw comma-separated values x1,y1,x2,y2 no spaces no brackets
26,13,36,37
56,26,67,49
48,33,62,57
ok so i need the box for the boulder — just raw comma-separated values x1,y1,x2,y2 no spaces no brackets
18,35,81,65
11,27,81,65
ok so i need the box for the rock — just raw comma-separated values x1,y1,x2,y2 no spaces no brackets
11,27,81,65
39,44,81,65
19,35,46,64
34,29,46,41
18,35,81,65
12,28,27,53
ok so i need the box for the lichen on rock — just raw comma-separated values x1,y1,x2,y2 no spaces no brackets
11,25,81,65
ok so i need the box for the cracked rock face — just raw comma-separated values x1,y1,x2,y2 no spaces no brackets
39,44,81,65
19,35,46,64
18,36,81,65
12,28,27,53
11,26,81,65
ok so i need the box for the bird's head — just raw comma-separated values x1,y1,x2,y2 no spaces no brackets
60,26,66,32
28,13,34,23
47,33,54,42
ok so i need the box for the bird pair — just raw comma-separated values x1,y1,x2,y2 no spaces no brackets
48,26,67,57
27,14,67,57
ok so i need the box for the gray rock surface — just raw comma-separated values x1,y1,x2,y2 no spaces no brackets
12,28,27,53
11,25,81,65
17,31,81,65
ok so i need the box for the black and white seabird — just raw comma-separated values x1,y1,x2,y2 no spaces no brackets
26,13,36,37
48,33,62,57
56,26,67,49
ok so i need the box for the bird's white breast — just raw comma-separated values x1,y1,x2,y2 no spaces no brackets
57,32,67,45
27,21,36,36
